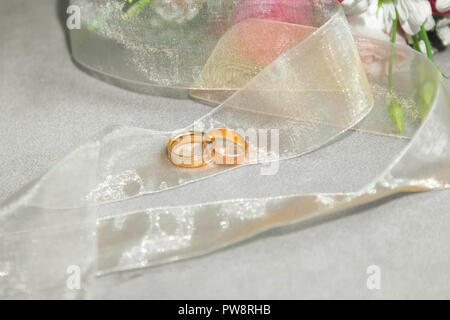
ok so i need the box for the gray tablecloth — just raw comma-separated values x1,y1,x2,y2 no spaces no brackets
1,0,449,299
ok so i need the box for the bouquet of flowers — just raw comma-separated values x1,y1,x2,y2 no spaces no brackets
338,0,449,132
339,0,450,53
80,0,448,132
114,1,449,54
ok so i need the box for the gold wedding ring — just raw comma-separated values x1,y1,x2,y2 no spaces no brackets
167,131,211,168
205,129,248,165
167,129,248,168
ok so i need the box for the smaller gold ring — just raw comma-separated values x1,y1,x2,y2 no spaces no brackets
167,131,211,168
205,129,248,165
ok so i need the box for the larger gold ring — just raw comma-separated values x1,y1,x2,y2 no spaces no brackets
167,131,211,168
205,128,248,165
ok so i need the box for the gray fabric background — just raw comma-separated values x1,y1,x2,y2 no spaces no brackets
1,0,449,299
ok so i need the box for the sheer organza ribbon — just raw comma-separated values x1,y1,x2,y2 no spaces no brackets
0,0,449,298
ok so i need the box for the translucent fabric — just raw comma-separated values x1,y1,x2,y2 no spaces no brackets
0,0,449,298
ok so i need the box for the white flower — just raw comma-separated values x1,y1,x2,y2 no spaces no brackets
340,0,373,14
152,0,205,24
345,0,392,40
340,0,436,35
436,0,450,12
395,0,434,34
378,1,398,33
418,39,436,54
436,17,450,46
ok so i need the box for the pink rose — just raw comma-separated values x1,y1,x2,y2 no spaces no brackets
231,19,315,66
233,0,410,75
231,0,314,65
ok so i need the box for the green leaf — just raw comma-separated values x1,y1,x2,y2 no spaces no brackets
389,97,404,133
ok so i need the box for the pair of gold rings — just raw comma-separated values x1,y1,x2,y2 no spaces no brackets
168,129,248,168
